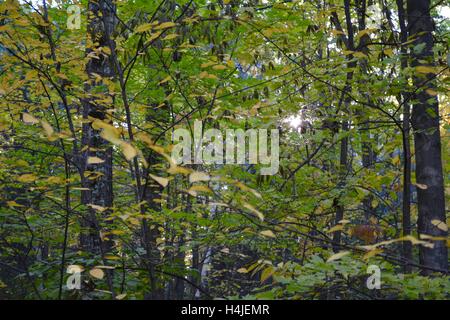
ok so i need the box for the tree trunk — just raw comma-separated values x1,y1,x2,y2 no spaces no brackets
407,0,448,274
80,0,117,295
396,0,413,273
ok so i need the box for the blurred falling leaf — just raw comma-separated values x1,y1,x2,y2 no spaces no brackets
89,268,104,279
327,251,350,262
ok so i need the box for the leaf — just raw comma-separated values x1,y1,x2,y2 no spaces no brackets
149,174,169,187
94,265,115,269
260,230,276,238
89,268,104,279
17,174,37,183
7,201,24,207
260,266,274,283
187,185,212,196
135,23,153,33
116,293,127,300
87,156,105,164
154,21,177,30
326,251,350,262
212,64,227,70
243,203,264,221
415,183,428,190
237,268,248,273
330,29,345,36
431,219,448,232
425,89,438,96
353,51,367,58
104,255,121,260
356,28,376,39
326,225,344,233
159,76,171,85
87,204,107,212
67,265,84,272
415,66,436,74
189,171,210,183
120,142,137,161
363,248,383,260
41,120,55,139
163,33,179,40
23,113,39,124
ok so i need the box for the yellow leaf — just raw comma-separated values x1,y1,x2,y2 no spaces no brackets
67,265,84,272
135,23,153,33
431,219,448,232
260,230,276,238
330,29,345,36
363,248,383,260
46,176,64,184
41,120,55,138
149,174,169,187
327,225,344,233
187,185,212,196
159,75,171,85
23,113,39,124
163,33,179,40
237,268,248,273
87,156,105,164
415,183,428,190
415,66,436,74
189,171,210,183
356,28,376,39
116,293,127,300
154,21,177,30
243,203,264,221
260,266,274,283
353,51,367,58
89,268,104,279
212,64,227,70
326,251,350,262
167,163,191,175
425,89,438,96
120,142,137,161
201,61,216,68
145,31,163,43
87,204,107,212
17,174,37,183
104,255,121,260
383,48,394,57
7,201,23,207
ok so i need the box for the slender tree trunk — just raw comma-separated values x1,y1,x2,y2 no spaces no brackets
407,0,448,274
396,0,413,273
332,0,354,252
356,0,375,222
80,0,117,295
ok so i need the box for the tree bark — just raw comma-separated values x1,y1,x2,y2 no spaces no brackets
80,0,117,295
396,0,413,273
407,0,448,274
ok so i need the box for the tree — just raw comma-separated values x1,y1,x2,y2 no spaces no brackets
407,0,448,274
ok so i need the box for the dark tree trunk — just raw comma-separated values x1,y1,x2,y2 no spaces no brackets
396,0,413,273
80,0,116,252
407,0,448,274
332,0,354,252
79,0,117,295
